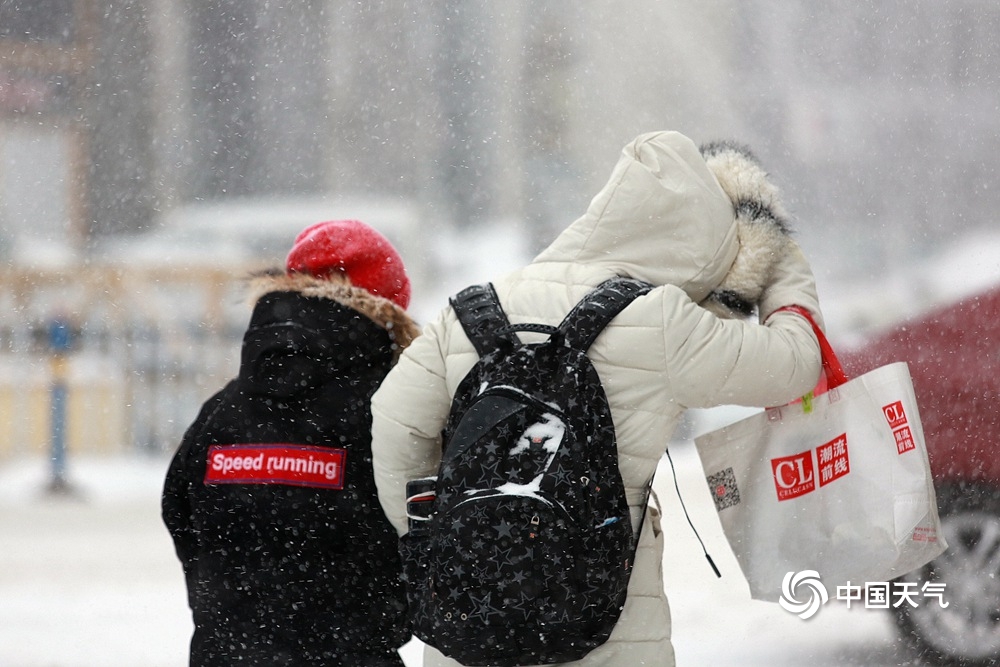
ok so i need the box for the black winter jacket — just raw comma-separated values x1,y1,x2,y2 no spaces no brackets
162,272,420,667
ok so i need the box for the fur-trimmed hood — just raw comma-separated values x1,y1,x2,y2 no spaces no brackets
247,270,420,355
698,140,793,319
533,131,792,320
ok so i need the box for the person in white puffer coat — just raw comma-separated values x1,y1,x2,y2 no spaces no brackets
371,130,826,667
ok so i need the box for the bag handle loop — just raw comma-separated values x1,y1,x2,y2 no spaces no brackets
772,305,849,390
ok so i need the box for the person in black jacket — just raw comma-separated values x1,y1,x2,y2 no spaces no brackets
162,219,421,666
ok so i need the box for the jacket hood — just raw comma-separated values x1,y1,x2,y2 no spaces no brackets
246,271,420,353
238,272,421,398
534,131,792,313
698,140,794,319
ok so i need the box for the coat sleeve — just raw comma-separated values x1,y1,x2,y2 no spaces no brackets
371,312,456,535
162,432,197,566
666,241,825,409
161,392,222,583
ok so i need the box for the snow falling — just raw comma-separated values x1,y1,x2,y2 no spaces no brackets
2,1,999,665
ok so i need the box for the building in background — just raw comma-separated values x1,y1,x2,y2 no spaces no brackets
2,1,998,266
1,0,744,260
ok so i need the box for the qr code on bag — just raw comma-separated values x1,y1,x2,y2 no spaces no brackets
707,467,740,512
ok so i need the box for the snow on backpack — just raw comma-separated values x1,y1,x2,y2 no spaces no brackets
398,277,652,666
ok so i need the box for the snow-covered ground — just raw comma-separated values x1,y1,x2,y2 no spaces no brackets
0,445,924,667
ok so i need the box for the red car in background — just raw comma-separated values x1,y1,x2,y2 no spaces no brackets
839,286,1000,666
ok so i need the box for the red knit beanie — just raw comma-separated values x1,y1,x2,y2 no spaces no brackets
285,219,411,309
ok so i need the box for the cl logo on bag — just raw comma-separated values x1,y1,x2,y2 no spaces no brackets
771,434,850,501
883,400,916,454
771,450,816,501
883,401,908,429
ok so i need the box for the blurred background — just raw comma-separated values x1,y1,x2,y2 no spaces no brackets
1,1,998,665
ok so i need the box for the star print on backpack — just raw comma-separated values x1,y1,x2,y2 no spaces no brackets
399,277,652,667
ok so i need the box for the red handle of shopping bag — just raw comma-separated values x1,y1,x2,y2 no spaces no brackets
772,305,849,391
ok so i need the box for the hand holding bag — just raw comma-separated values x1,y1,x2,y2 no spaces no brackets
694,306,947,602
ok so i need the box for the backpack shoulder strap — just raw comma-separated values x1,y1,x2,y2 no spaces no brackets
450,283,517,357
559,277,654,351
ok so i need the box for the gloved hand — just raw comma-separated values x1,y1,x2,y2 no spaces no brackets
758,239,825,331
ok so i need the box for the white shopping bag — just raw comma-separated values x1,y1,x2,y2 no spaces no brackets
694,307,947,602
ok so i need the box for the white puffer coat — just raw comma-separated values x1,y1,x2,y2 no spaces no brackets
371,131,825,666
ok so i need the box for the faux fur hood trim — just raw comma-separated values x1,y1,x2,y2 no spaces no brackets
246,270,420,356
699,141,794,319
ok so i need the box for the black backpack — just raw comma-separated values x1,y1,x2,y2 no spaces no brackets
399,277,653,666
